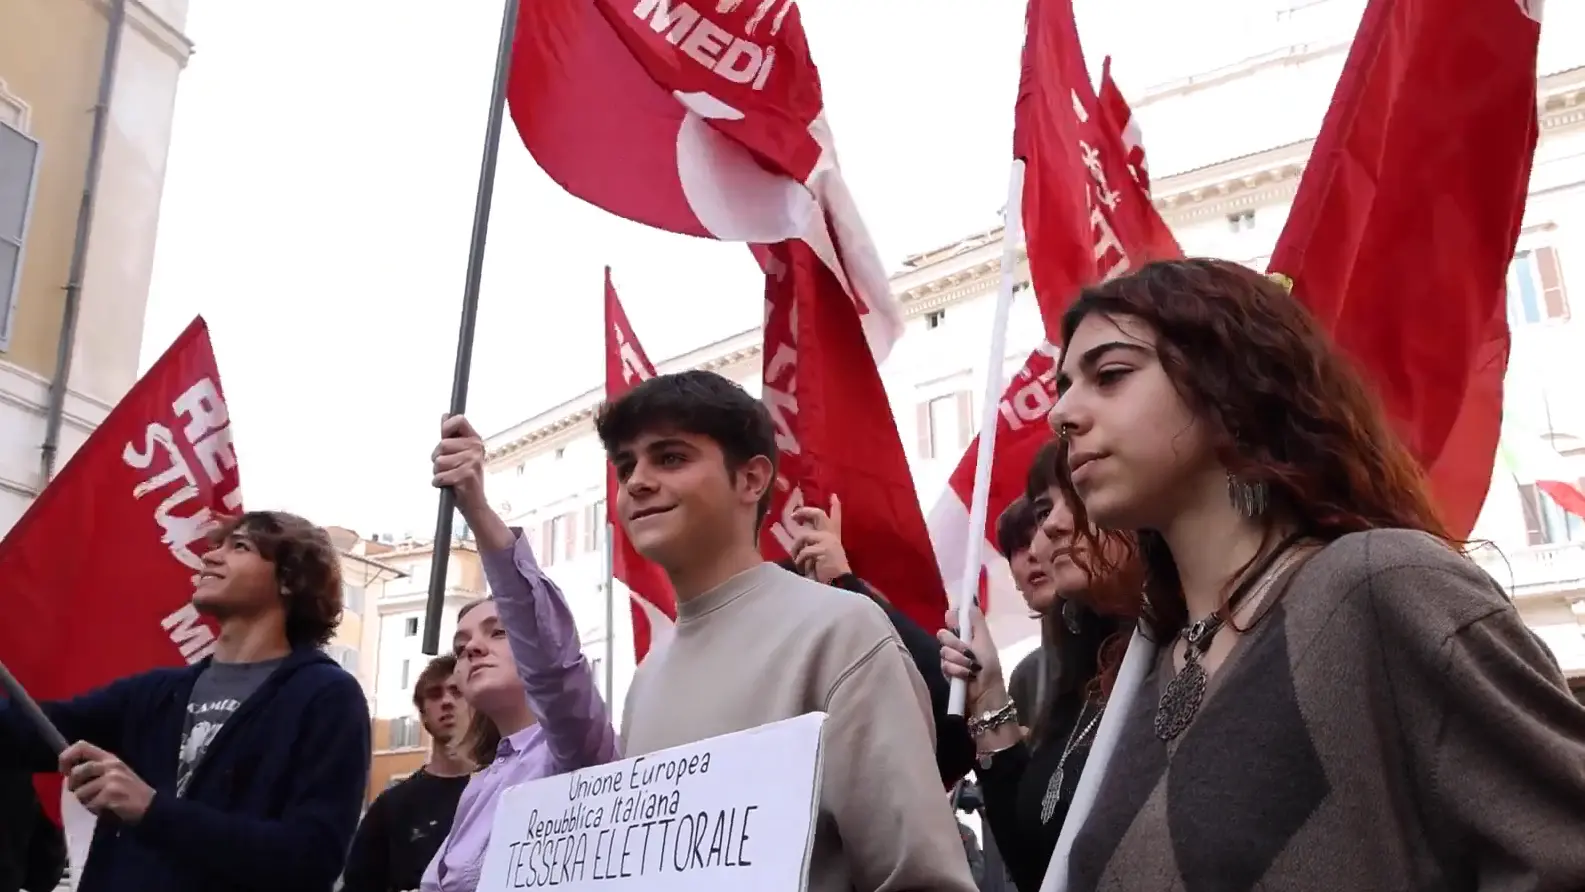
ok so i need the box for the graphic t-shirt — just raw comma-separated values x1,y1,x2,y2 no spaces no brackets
175,657,282,797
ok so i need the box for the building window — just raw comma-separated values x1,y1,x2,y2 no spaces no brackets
1517,482,1585,546
399,659,411,689
545,512,577,565
583,501,606,553
342,583,365,615
925,310,946,330
1507,247,1570,326
555,446,566,460
1226,210,1255,232
403,616,419,638
515,462,525,476
916,392,973,459
0,121,42,350
389,716,420,749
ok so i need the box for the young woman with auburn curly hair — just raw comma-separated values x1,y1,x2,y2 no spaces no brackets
1041,259,1585,892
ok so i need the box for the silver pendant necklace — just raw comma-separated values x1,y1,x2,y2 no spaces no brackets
1040,700,1104,823
1153,539,1307,742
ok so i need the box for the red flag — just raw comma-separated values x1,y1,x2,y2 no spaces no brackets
930,34,1182,632
513,0,945,627
1267,0,1540,533
0,317,242,820
602,270,677,660
756,238,947,631
510,0,902,358
1013,0,1181,338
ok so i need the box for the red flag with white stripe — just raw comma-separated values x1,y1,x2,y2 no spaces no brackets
928,10,1180,637
514,1,947,630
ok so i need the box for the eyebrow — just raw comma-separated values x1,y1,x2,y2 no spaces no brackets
614,437,695,461
1056,341,1153,389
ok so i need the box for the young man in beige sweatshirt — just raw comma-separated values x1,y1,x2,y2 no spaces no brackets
599,370,978,892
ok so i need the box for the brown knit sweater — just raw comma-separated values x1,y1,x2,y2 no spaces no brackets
1064,528,1585,892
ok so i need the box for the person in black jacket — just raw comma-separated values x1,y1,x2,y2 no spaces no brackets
0,768,65,892
0,511,371,892
780,495,976,786
341,655,473,892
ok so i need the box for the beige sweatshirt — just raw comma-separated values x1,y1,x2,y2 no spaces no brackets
620,562,978,892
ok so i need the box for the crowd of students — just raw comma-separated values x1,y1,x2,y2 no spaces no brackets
3,258,1585,892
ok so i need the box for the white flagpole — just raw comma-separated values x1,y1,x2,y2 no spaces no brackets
602,522,616,706
949,160,1027,718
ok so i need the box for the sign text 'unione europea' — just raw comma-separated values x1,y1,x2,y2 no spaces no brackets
478,712,826,891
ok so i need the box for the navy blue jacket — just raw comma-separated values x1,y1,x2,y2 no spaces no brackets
0,647,371,892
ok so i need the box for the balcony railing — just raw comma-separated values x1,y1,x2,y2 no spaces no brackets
1469,540,1585,597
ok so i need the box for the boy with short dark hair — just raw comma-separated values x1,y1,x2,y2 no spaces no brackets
596,370,977,892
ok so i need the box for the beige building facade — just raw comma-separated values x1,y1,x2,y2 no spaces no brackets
0,0,194,533
360,534,487,804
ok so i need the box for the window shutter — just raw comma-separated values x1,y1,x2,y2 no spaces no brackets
1517,483,1547,546
956,391,975,451
1536,246,1570,321
916,402,933,458
0,122,42,350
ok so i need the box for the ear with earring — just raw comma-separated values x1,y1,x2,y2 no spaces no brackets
1226,472,1268,519
1061,598,1083,634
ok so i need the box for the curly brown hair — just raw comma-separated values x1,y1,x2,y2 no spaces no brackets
1053,258,1452,642
207,511,344,648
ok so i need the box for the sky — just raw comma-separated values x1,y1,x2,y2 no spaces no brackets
138,0,1289,536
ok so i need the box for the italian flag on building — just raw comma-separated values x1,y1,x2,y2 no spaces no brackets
1498,413,1585,520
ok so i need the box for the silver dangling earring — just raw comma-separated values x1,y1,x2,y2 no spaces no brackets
1061,599,1083,634
1226,473,1268,519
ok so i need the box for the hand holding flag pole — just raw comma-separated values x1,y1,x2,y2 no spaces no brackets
0,658,69,756
950,161,1028,717
422,0,522,655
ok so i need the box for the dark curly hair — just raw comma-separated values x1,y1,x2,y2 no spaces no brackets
207,511,344,648
1054,258,1452,642
595,370,778,527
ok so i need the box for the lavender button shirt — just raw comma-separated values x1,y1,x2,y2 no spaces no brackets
419,530,619,892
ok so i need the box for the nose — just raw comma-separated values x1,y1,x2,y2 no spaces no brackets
1041,497,1077,540
1048,387,1091,441
199,544,225,567
462,637,488,660
624,459,658,498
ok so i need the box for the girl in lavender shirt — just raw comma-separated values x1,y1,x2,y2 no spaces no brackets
420,416,620,892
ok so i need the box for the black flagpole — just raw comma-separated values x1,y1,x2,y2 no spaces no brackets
423,0,522,656
0,658,69,755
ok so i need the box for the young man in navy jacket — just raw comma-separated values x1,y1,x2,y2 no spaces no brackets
0,511,371,892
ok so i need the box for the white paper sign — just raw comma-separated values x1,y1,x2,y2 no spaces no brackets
477,712,827,892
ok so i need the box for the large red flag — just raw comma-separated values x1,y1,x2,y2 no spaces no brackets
0,317,242,821
754,237,948,631
929,18,1182,637
510,0,901,358
1013,0,1181,338
1268,0,1541,534
512,0,947,629
602,270,677,661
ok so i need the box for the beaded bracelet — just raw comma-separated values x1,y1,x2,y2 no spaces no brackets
967,701,1019,736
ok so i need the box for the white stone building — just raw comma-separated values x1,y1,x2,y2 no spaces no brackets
483,6,1585,711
